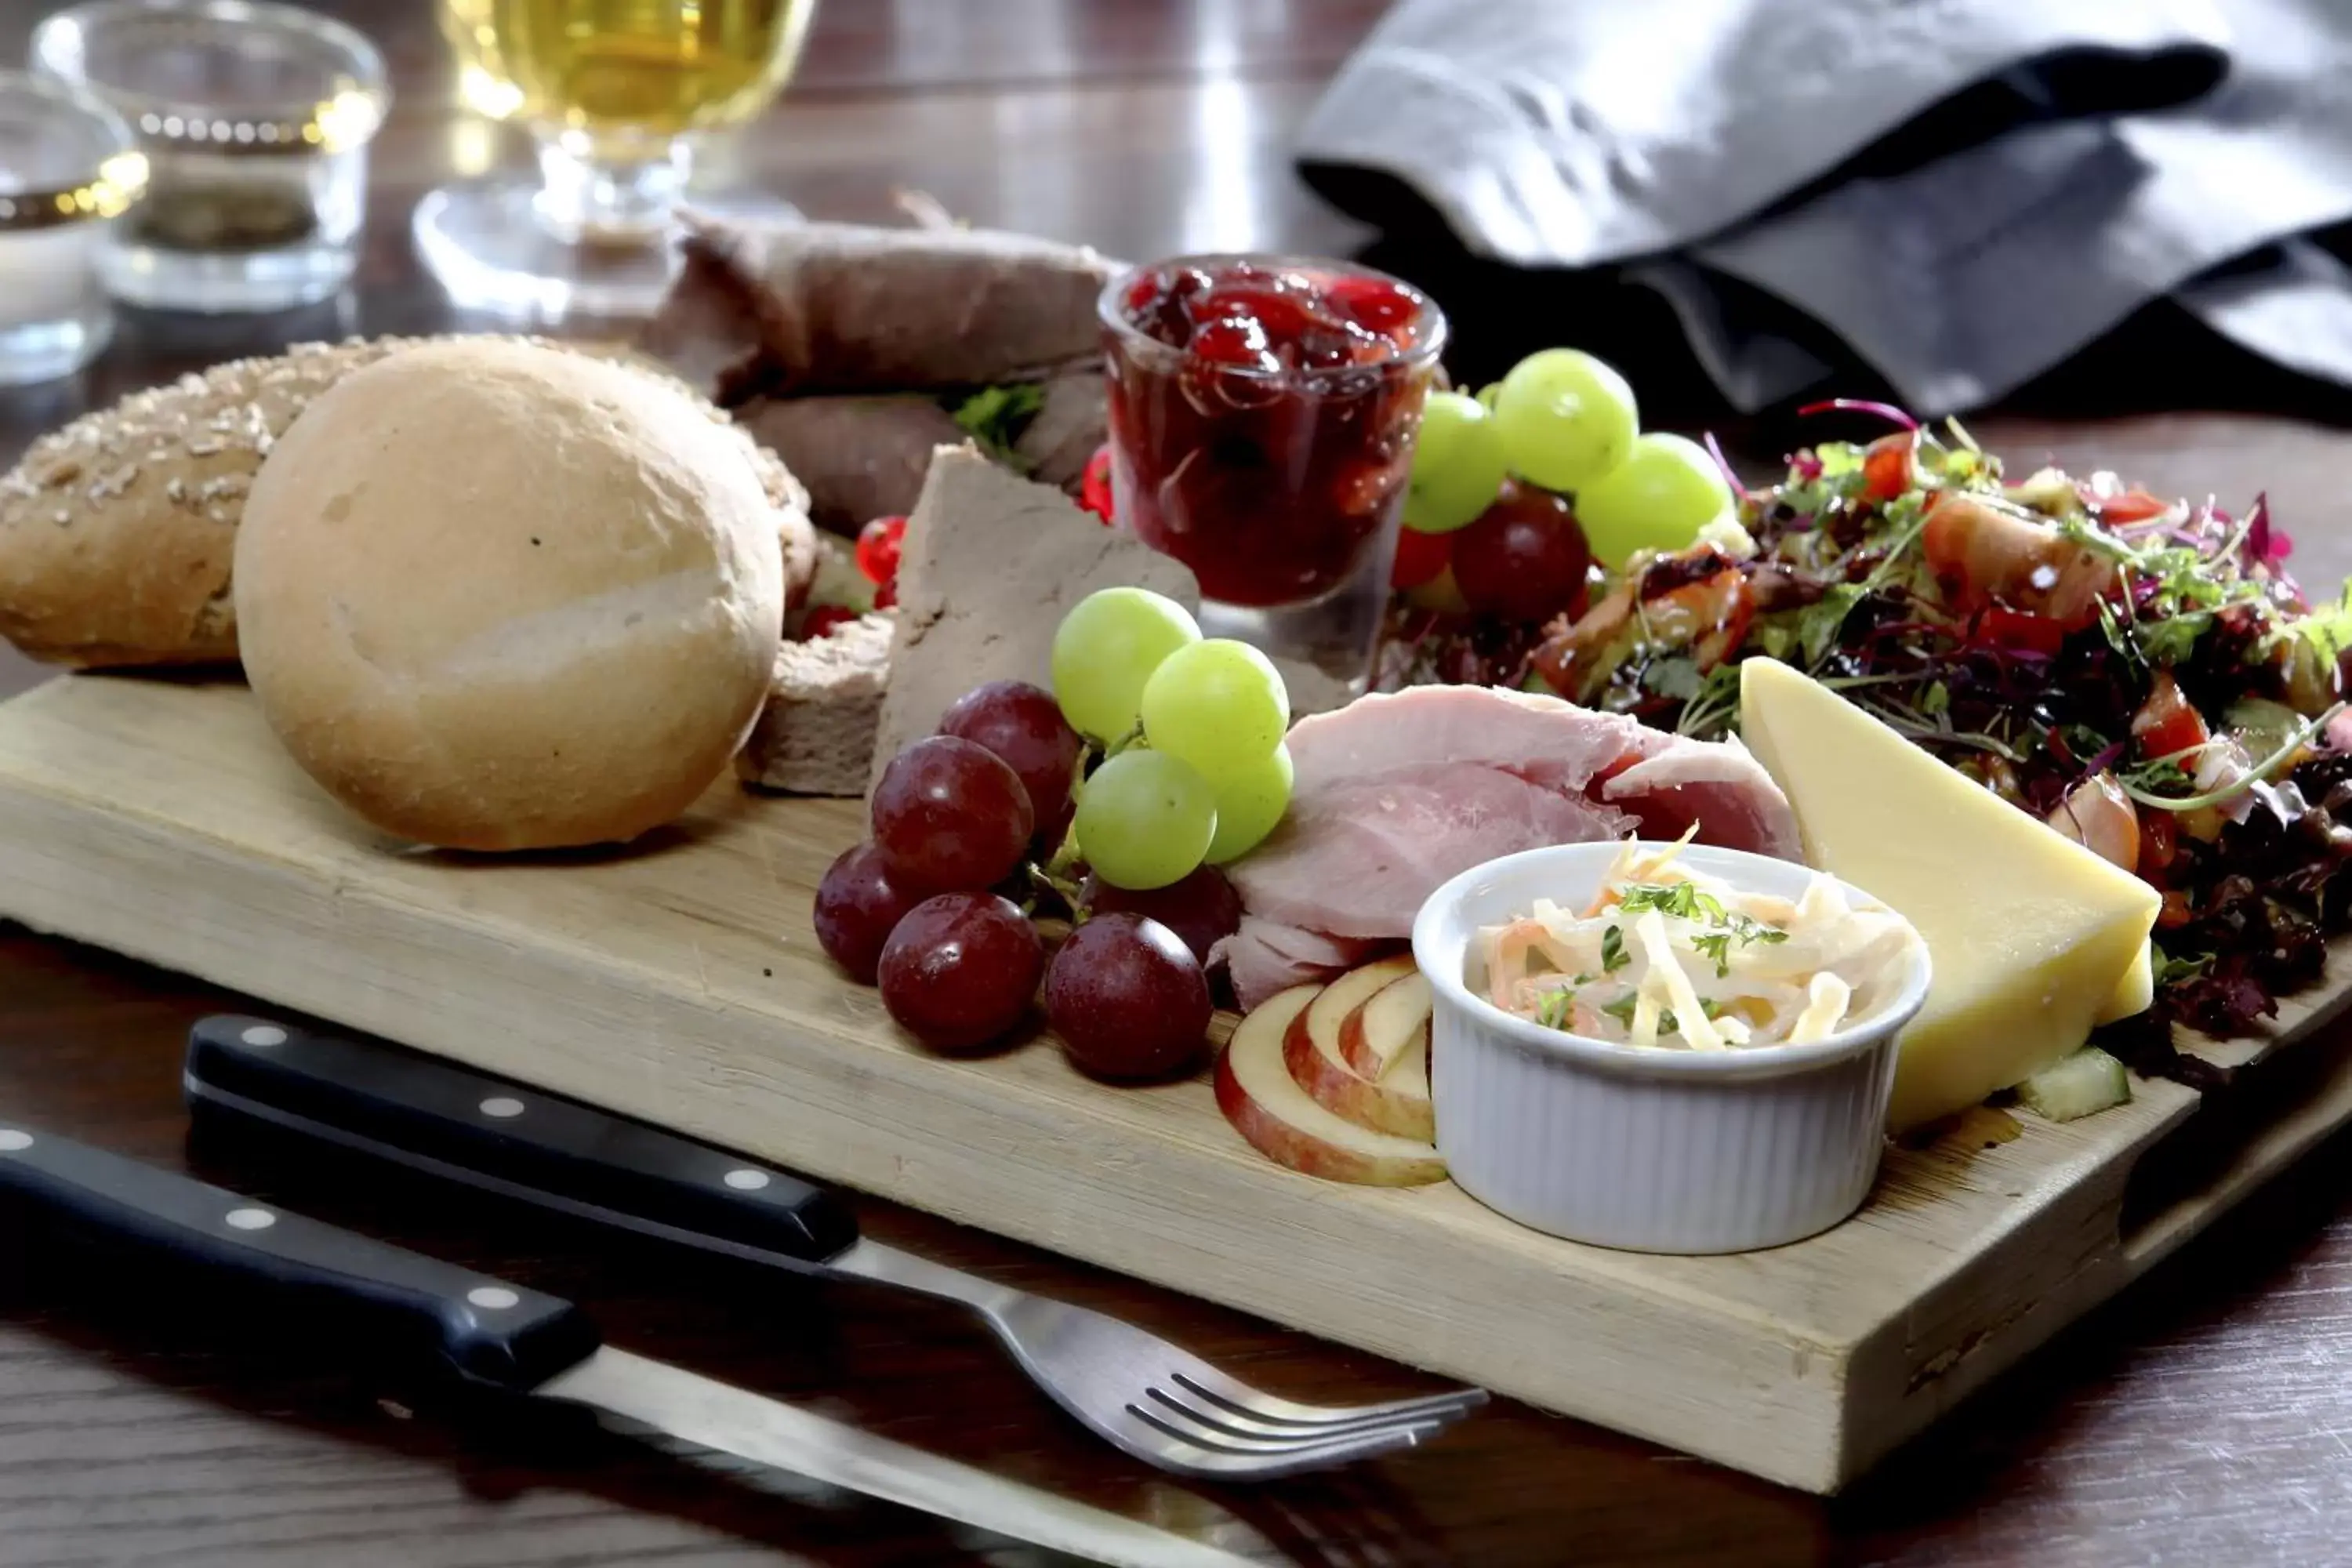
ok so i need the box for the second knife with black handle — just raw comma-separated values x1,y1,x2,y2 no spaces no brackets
0,1116,1255,1568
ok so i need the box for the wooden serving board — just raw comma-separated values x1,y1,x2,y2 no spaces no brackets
2,673,2350,1495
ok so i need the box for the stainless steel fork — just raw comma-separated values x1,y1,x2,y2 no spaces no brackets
183,1013,1489,1480
829,1240,1486,1478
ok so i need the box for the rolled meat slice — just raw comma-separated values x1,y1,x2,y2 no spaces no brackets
736,394,965,535
644,213,1120,399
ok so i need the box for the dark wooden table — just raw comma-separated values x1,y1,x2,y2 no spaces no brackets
6,5,2352,1565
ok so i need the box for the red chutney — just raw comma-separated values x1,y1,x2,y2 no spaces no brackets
1102,258,1443,608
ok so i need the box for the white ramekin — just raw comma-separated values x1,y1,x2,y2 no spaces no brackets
1411,840,1932,1254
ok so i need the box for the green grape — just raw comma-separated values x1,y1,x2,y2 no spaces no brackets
1051,587,1201,743
1204,742,1293,864
1403,391,1509,534
1574,432,1735,570
1075,750,1218,891
1492,349,1639,492
1138,638,1288,778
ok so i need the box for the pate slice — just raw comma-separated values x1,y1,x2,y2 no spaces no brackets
739,611,895,797
870,445,1198,793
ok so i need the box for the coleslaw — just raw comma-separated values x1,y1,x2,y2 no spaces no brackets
1475,834,1917,1051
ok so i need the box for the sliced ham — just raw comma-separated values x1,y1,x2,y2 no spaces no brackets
1285,684,1647,797
1229,763,1635,939
1211,919,1385,1012
1220,685,1800,1008
1597,734,1801,862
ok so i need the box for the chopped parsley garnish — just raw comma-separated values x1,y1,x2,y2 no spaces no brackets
1617,882,1726,921
1614,883,1789,975
1690,914,1791,976
1536,989,1575,1031
1599,924,1628,973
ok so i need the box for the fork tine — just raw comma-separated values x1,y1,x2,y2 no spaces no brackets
1169,1369,1490,1430
1127,1409,1446,1479
1128,1400,1445,1454
1142,1385,1468,1448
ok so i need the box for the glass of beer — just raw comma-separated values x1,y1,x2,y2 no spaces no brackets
419,0,815,319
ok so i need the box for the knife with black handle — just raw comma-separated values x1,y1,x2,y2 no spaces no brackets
183,1014,967,1294
187,1013,862,1270
0,1116,1258,1568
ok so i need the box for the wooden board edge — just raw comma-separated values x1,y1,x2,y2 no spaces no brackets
0,765,1872,1494
1832,1025,2352,1489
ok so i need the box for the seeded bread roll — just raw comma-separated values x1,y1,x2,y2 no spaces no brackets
0,336,818,670
234,339,789,851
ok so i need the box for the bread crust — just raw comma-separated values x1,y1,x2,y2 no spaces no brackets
0,335,817,670
234,339,788,851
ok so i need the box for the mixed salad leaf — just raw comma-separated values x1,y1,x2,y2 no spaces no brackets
1381,408,2352,1054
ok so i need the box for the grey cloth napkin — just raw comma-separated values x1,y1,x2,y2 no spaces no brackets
1647,0,2352,412
1299,0,2352,415
1298,0,2230,268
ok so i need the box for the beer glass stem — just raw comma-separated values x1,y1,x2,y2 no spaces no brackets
532,136,691,245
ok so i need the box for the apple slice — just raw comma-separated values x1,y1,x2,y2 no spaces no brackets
1298,957,1415,1076
1218,984,1446,1186
1284,982,1432,1142
1339,970,1435,1080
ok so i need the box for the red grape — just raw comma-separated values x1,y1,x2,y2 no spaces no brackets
936,681,1083,834
1044,913,1211,1080
855,514,907,587
1450,480,1593,622
878,893,1044,1051
812,841,922,984
1080,865,1241,965
870,736,1035,895
1391,523,1453,590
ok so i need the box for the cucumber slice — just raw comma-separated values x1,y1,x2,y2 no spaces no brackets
2016,1047,2131,1123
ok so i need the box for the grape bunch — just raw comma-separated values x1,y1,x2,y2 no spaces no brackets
813,666,1237,1081
1050,586,1294,885
1395,347,1735,619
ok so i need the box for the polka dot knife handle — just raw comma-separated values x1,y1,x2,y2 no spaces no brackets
0,1118,600,1391
183,1015,862,1269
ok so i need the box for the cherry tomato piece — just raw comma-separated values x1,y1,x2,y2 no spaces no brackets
2132,670,2212,760
1860,432,1916,502
1976,605,2070,656
1080,444,1115,523
2138,804,2178,880
2096,488,2169,525
855,514,907,587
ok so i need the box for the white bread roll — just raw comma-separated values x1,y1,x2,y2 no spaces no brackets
234,339,786,851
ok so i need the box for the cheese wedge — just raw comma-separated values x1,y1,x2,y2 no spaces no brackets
2096,939,2155,1025
1739,659,2160,1131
